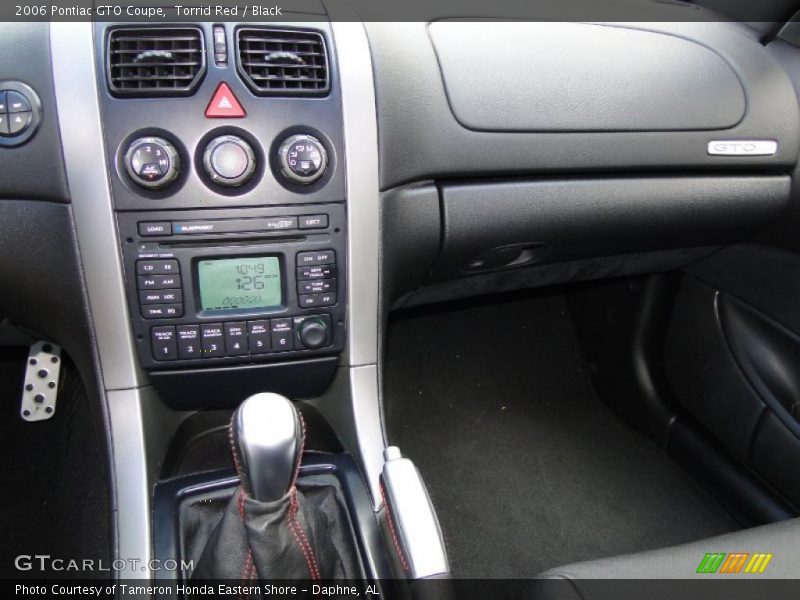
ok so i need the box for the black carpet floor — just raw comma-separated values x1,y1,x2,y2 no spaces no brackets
384,292,739,579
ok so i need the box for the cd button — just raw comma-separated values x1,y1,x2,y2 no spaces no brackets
136,259,180,275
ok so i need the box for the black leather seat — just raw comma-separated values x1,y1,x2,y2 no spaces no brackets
534,518,800,598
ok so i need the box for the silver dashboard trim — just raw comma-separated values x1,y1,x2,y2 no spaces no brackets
51,23,153,580
332,20,381,368
707,140,778,156
107,388,152,579
50,22,142,392
350,365,387,507
331,20,387,508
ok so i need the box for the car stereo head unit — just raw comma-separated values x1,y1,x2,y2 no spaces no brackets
116,204,347,370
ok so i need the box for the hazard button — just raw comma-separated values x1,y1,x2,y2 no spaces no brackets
205,82,246,118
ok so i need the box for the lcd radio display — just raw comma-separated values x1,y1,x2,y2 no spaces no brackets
197,256,282,312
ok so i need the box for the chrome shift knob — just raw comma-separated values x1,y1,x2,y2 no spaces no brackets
231,393,304,502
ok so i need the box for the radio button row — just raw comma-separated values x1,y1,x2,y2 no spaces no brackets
225,322,249,356
151,327,178,361
296,250,335,266
201,323,225,357
247,320,271,354
297,265,335,281
136,259,179,276
142,304,183,319
151,315,332,360
271,318,294,352
138,274,181,289
176,325,200,359
139,289,183,305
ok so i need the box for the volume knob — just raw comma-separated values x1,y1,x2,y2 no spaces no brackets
298,317,330,350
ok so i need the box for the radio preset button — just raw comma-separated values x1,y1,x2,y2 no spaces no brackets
151,326,178,361
296,250,335,266
247,320,271,354
297,265,335,281
225,322,249,356
176,325,200,359
270,318,294,352
299,215,329,230
137,274,181,289
201,323,225,357
136,259,180,276
139,289,183,305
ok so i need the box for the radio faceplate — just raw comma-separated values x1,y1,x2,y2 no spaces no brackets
117,204,347,370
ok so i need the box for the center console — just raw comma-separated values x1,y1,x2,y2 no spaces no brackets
50,17,450,591
93,22,349,405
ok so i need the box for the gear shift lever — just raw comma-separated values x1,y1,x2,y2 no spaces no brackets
231,392,304,502
191,392,362,580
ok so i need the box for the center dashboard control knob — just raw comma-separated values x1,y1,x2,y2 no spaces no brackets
297,317,329,349
278,134,328,185
124,137,180,190
203,135,256,187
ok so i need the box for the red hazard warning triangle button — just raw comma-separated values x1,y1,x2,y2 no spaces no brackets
205,82,246,118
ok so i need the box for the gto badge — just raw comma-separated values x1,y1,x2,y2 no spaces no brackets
707,140,778,156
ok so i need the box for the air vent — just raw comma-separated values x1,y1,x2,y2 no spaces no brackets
107,27,206,97
236,28,329,96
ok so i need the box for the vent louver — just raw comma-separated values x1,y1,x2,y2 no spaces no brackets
107,27,206,97
236,28,329,96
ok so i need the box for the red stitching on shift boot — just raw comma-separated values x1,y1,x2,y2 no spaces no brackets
291,489,321,579
287,488,320,580
380,483,410,573
240,549,253,600
237,488,246,520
